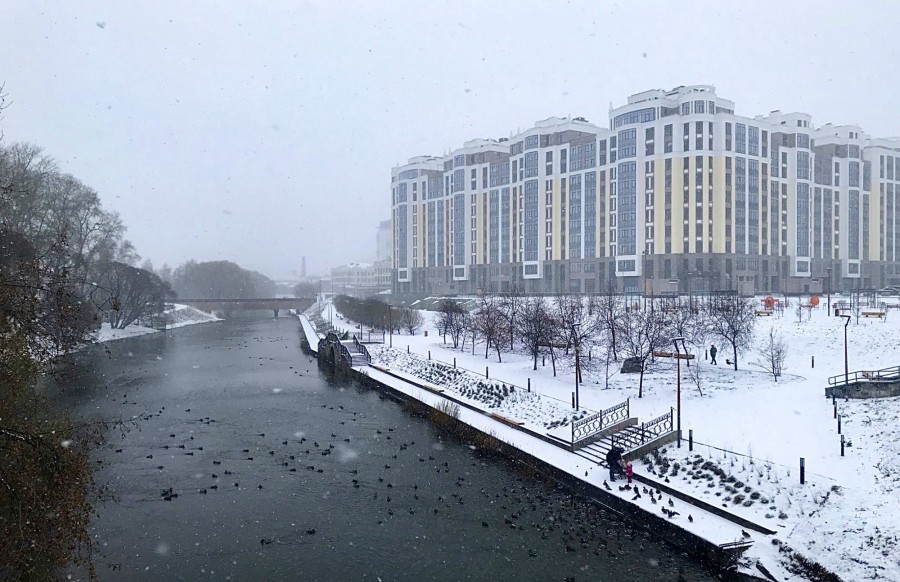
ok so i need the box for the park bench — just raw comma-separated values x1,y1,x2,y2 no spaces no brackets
755,310,773,316
862,311,886,319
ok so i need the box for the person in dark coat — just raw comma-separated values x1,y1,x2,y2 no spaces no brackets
709,344,718,365
605,445,626,481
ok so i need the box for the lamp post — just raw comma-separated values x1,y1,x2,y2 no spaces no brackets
653,338,694,448
826,267,832,313
571,322,582,411
841,314,851,401
672,336,687,448
388,304,393,348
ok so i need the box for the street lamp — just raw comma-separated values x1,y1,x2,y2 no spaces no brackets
672,336,687,447
841,314,851,401
571,322,582,411
826,267,833,313
653,337,694,448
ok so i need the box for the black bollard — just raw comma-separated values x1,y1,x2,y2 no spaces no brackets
811,355,815,368
453,357,456,368
841,435,845,457
407,345,410,354
837,414,841,434
800,457,805,484
428,351,431,360
527,378,531,392
486,366,489,379
571,392,576,409
689,429,693,451
834,402,837,419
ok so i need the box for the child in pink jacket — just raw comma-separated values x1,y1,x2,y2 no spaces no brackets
625,460,634,484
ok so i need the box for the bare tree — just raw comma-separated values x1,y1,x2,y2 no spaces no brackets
702,294,757,371
752,327,788,381
596,281,623,361
666,297,705,360
517,297,552,371
399,307,424,335
498,281,525,350
97,261,173,329
475,294,508,362
437,299,467,349
616,301,671,398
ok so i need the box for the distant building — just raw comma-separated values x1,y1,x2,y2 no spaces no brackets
391,84,900,295
330,262,391,294
376,219,392,262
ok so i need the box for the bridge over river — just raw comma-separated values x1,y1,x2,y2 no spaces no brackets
179,297,314,316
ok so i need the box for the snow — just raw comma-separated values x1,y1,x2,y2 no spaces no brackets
90,304,220,343
323,296,900,581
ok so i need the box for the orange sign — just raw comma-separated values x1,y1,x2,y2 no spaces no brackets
810,295,820,307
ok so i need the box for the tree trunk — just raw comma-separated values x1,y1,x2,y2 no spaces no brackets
533,351,538,371
732,343,738,371
638,366,645,398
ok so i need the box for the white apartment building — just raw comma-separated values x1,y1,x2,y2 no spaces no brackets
391,85,900,296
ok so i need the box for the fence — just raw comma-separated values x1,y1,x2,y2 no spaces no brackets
827,364,900,386
571,399,630,445
611,408,674,450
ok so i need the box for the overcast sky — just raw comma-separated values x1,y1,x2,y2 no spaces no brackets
2,1,899,279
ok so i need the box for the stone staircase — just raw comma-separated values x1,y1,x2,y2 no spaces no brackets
341,340,370,368
573,425,647,466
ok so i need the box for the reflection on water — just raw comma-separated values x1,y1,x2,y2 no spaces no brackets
53,314,717,581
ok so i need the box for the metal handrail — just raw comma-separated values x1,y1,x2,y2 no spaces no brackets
352,335,372,364
572,398,630,444
827,364,900,386
338,343,353,367
612,408,674,451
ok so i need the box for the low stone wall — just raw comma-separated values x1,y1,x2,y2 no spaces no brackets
825,380,900,399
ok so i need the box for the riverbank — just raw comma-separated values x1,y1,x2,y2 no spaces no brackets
90,303,220,343
304,297,900,581
299,312,773,579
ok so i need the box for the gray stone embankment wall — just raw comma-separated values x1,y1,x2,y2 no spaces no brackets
825,380,900,399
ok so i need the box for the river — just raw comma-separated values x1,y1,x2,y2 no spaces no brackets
51,313,719,581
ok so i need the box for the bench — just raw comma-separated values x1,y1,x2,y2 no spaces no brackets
755,310,773,316
862,371,880,379
863,311,886,319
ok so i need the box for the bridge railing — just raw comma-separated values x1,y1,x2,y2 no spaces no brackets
352,335,372,364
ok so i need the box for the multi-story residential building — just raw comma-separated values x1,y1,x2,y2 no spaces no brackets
391,85,900,296
375,219,392,262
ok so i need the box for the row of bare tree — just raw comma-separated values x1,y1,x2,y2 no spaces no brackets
435,285,788,397
332,295,424,336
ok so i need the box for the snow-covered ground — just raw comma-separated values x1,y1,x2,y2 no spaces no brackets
91,304,220,343
320,296,900,581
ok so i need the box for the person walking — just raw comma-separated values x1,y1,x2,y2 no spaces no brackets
709,344,718,365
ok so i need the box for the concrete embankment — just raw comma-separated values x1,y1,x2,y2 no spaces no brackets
297,314,773,580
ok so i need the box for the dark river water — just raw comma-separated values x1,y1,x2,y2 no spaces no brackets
51,314,719,581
